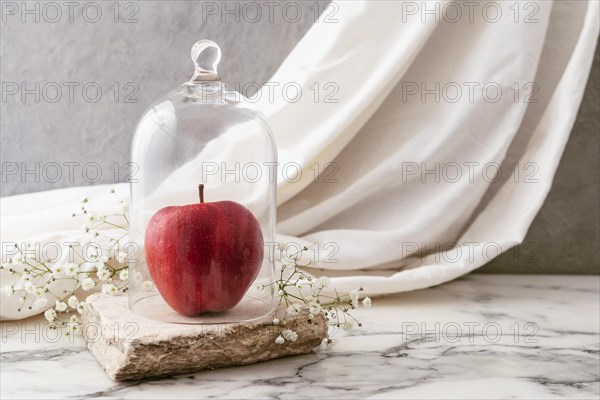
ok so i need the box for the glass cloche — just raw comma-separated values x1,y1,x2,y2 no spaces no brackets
129,40,276,324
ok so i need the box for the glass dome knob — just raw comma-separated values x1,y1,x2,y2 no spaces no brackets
191,40,221,82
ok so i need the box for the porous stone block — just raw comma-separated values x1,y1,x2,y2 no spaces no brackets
82,294,327,381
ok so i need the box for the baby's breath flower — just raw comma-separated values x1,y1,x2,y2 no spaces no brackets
272,317,279,325
34,297,48,309
282,329,298,342
33,287,44,298
343,321,355,331
81,277,95,291
77,302,87,314
97,268,110,281
3,285,14,296
318,276,331,288
286,303,302,316
349,289,360,302
278,289,285,296
24,281,35,294
311,280,322,292
102,284,118,295
274,335,285,344
20,273,32,283
65,263,79,277
67,295,79,309
69,315,79,323
44,308,57,322
308,303,322,315
255,283,265,291
119,269,129,281
55,301,67,312
117,252,127,263
277,242,286,251
68,323,80,335
362,297,372,308
51,265,64,277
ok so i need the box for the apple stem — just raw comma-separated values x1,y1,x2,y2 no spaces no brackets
198,184,205,203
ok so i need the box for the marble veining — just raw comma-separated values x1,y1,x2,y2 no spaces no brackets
1,274,598,399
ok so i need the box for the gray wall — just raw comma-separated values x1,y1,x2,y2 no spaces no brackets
1,1,598,274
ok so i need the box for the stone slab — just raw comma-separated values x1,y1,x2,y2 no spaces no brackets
82,294,327,381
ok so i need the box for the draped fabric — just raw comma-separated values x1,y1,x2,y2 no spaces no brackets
1,0,598,320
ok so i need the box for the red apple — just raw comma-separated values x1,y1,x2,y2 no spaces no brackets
144,184,264,316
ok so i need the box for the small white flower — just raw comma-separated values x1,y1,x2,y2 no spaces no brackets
69,315,79,323
277,242,287,251
343,321,355,331
255,283,264,291
77,302,87,314
81,277,95,291
275,335,285,344
51,265,64,277
282,329,298,342
102,284,118,295
272,317,279,325
286,303,302,316
97,268,110,281
319,337,330,350
65,263,79,277
278,289,285,296
117,251,127,263
68,323,80,335
119,269,129,281
318,276,331,288
3,285,14,296
308,313,314,320
118,202,128,214
142,280,153,291
362,297,372,308
311,280,322,292
24,281,35,293
33,287,44,298
44,308,57,322
55,301,67,312
34,297,48,309
308,303,322,315
349,289,360,302
19,273,32,283
67,295,79,309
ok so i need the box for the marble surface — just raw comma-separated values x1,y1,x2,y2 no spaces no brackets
1,274,598,399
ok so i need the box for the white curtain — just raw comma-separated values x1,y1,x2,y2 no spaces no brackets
1,0,598,320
